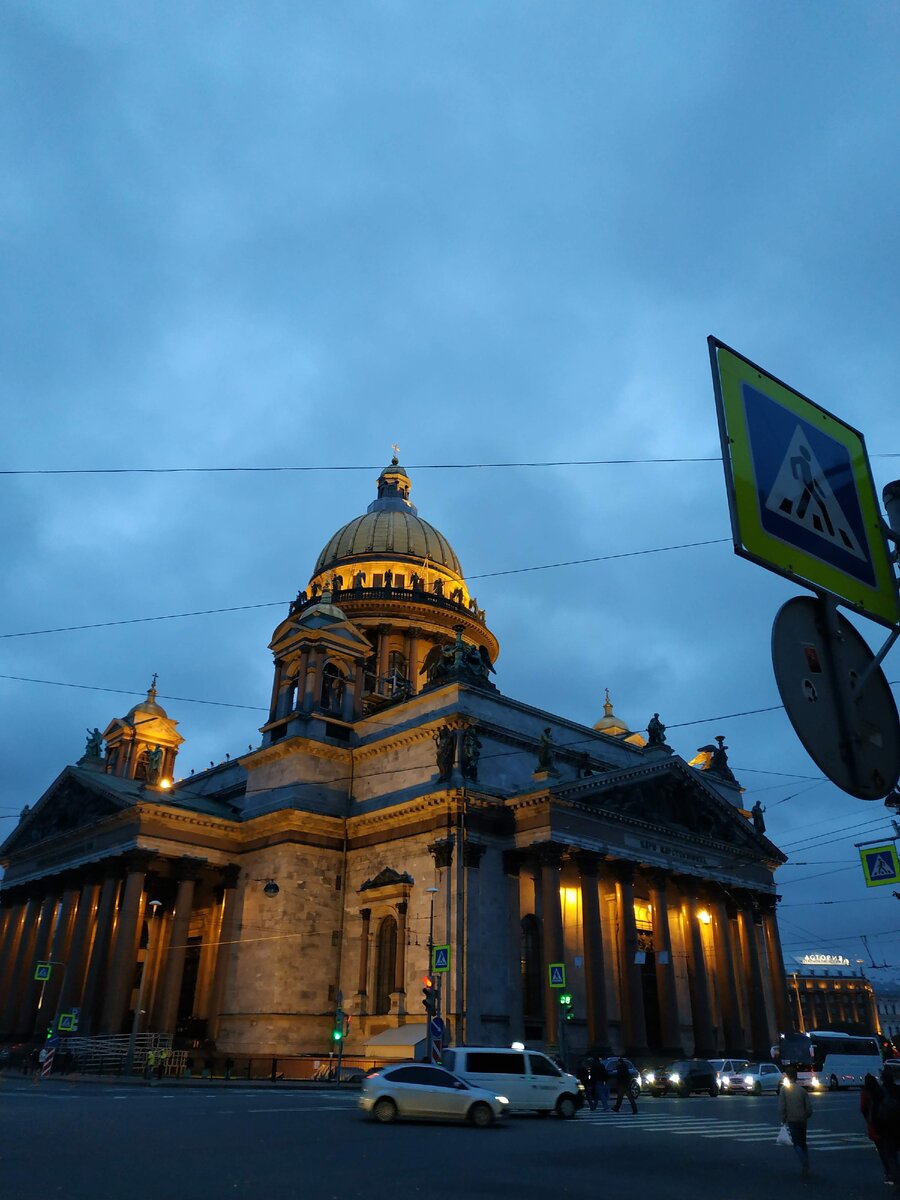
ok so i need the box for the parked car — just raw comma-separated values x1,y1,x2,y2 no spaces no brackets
600,1056,642,1101
644,1059,719,1097
359,1062,509,1127
720,1061,784,1095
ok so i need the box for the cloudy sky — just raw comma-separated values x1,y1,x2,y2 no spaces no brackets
3,2,899,980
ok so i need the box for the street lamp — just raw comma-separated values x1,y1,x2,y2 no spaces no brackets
124,899,162,1076
425,886,440,1063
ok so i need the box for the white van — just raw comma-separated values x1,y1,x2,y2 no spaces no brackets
441,1046,583,1117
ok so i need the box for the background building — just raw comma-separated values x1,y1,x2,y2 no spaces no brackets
785,953,881,1037
0,458,793,1062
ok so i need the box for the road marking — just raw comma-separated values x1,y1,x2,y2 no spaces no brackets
576,1112,871,1151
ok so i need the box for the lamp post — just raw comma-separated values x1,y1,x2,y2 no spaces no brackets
425,886,439,1063
124,899,162,1075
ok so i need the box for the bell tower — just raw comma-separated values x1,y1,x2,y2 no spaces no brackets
102,676,183,785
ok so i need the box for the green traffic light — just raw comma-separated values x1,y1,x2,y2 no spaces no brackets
559,993,572,1006
332,1028,343,1041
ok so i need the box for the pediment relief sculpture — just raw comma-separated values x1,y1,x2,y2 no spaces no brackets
595,777,752,847
6,779,123,852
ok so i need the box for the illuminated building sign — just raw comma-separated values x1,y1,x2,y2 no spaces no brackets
798,954,849,967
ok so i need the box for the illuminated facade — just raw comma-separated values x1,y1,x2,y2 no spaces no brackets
786,955,881,1036
0,457,793,1061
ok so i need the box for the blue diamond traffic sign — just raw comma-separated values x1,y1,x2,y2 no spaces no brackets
548,963,566,988
431,945,450,973
859,843,900,887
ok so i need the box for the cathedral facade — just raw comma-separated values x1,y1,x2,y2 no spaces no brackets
0,457,794,1062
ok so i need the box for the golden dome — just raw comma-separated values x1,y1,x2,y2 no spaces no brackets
312,457,463,579
126,679,169,721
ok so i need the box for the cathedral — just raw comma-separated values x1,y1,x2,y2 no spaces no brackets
0,456,794,1063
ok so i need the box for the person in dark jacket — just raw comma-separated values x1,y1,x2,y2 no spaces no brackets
577,1058,597,1111
594,1057,611,1111
861,1073,899,1187
778,1067,813,1177
612,1057,637,1114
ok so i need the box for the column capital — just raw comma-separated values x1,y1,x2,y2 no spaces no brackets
502,849,526,877
396,900,408,917
571,850,600,878
642,866,672,891
428,837,454,870
170,857,207,884
120,850,157,876
219,864,241,890
607,858,637,885
359,907,371,922
533,841,566,869
463,841,486,869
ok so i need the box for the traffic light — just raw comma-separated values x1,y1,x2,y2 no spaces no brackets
332,1008,345,1042
422,975,437,1014
559,993,574,1021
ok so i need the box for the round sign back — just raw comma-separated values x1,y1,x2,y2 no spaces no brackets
771,595,900,800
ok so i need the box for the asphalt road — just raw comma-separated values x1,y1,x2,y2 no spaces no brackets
0,1077,885,1200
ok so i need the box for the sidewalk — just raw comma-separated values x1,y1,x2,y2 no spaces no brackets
1,1070,361,1090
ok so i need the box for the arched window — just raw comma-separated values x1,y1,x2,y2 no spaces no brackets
373,915,397,1015
321,663,344,713
521,914,542,1020
134,749,150,781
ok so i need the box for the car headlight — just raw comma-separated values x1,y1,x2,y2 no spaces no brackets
644,1071,655,1084
496,1096,509,1105
669,1073,680,1084
744,1075,754,1086
810,1076,820,1088
721,1078,729,1088
782,1077,791,1089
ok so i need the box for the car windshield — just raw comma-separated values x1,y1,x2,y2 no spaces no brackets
745,1063,760,1073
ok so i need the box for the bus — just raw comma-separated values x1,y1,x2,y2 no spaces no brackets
775,1030,883,1091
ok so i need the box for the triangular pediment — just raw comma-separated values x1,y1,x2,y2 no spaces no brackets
0,767,134,859
554,758,783,860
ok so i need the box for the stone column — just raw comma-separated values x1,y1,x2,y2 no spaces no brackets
761,902,793,1035
612,861,649,1056
157,873,198,1034
575,854,610,1053
377,626,391,687
648,871,682,1055
302,653,317,712
17,893,58,1035
208,866,241,1041
680,891,715,1057
56,878,102,1017
393,902,408,996
79,874,121,1035
502,852,526,1044
407,629,420,692
537,844,566,1055
357,908,372,1005
268,659,283,721
0,897,38,1033
0,900,26,1020
100,859,151,1033
738,904,770,1057
35,883,81,1034
711,898,744,1052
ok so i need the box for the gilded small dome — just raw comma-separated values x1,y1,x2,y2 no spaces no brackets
312,456,463,578
127,679,169,721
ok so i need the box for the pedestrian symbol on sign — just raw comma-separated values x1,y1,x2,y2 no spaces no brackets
859,844,900,887
764,427,865,561
431,944,450,973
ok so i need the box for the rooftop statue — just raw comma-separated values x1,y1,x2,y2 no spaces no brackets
84,728,104,760
537,727,555,771
647,713,667,746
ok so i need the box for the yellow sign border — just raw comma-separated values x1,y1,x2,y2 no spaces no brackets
710,338,899,628
859,842,900,887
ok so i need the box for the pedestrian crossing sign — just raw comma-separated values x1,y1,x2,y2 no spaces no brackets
431,944,450,973
709,338,899,628
58,1012,79,1032
548,963,566,988
33,962,52,982
859,843,900,887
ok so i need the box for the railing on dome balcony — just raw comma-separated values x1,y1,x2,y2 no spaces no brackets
290,584,487,624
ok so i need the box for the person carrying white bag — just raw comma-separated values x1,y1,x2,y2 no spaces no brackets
778,1066,813,1177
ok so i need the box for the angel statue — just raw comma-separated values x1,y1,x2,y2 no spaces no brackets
84,728,104,760
433,725,455,782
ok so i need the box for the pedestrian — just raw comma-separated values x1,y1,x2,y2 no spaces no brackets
612,1056,637,1114
860,1072,900,1187
594,1057,611,1111
778,1066,812,1178
144,1049,155,1082
577,1058,597,1111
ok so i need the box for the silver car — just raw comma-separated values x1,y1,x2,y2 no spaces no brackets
359,1062,510,1127
720,1061,784,1095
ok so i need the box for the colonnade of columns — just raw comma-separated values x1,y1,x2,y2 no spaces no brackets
509,844,793,1059
0,855,240,1041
